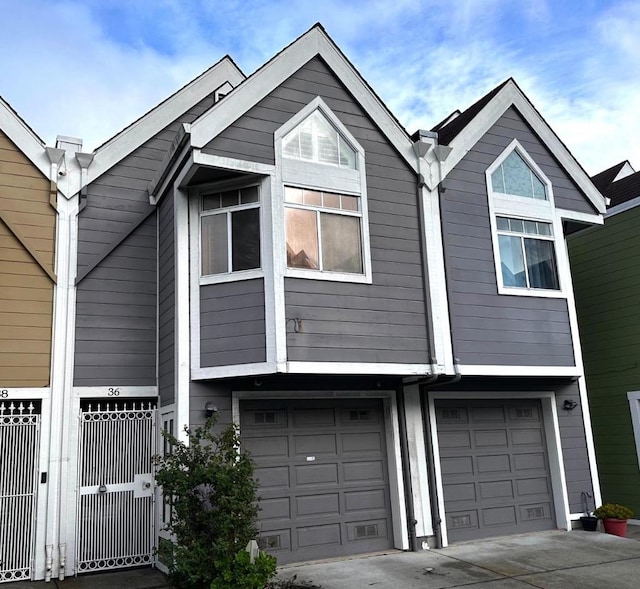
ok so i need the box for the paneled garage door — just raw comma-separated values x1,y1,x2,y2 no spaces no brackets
240,399,393,564
436,399,555,543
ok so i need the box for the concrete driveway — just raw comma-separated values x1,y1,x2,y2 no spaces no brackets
277,529,640,588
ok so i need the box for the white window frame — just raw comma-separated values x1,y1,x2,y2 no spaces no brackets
275,97,372,284
190,177,266,286
486,139,566,298
628,391,640,470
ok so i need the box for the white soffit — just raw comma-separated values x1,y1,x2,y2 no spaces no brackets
440,81,607,215
190,26,418,173
0,96,50,178
85,57,245,185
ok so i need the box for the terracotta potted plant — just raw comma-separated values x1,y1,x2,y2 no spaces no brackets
593,503,634,537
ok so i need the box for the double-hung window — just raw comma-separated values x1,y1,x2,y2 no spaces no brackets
200,184,260,276
487,140,563,296
276,97,371,283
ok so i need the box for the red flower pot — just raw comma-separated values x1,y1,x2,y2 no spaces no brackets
603,518,628,537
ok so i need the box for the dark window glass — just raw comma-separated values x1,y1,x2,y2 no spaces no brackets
231,208,261,272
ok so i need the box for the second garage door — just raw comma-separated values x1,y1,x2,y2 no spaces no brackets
436,399,555,543
240,399,393,563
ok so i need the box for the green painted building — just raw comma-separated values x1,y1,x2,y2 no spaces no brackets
568,161,640,517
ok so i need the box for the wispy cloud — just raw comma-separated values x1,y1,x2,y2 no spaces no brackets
0,0,638,173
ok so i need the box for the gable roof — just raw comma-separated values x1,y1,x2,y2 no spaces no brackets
0,95,50,178
189,24,417,172
601,170,640,209
591,161,629,192
433,79,607,215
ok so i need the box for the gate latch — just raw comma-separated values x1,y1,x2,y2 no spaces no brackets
134,473,154,498
98,484,107,494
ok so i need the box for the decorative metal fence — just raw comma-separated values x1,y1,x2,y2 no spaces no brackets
76,401,156,573
0,402,40,583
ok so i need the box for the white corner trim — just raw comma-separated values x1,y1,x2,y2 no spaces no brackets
85,59,245,185
174,187,191,442
605,195,640,218
404,385,433,537
440,82,606,214
627,391,640,470
456,365,581,377
188,192,201,373
0,97,50,179
190,27,417,172
386,393,410,550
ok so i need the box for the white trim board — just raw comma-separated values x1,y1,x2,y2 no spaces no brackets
0,388,50,399
456,365,581,377
72,386,158,398
627,391,640,470
606,195,640,218
427,390,571,547
439,81,606,214
190,26,417,173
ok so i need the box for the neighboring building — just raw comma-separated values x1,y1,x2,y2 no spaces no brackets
568,161,640,518
0,24,607,582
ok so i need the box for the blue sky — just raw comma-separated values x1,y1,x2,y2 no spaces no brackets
1,0,638,174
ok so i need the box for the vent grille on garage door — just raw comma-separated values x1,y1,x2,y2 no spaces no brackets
355,524,379,539
258,535,281,550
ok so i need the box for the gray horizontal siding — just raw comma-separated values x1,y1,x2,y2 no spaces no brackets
203,57,430,365
442,109,576,367
74,94,216,387
74,214,157,386
158,194,175,406
200,279,266,367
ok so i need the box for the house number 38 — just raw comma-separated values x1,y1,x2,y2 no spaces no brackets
0,390,8,398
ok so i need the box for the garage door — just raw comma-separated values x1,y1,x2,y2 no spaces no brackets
436,399,555,543
240,399,393,564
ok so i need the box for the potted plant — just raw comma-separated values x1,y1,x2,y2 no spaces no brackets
593,503,634,537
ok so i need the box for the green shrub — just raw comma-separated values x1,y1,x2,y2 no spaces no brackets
155,417,276,589
593,503,634,520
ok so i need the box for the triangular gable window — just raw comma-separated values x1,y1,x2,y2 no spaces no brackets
282,110,356,169
491,150,546,200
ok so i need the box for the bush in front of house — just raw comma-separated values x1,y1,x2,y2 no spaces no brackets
155,417,276,589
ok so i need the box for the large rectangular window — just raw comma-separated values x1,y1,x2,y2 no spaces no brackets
200,185,260,276
496,216,559,290
285,186,363,275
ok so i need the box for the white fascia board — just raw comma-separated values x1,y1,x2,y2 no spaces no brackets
0,97,50,178
440,82,607,214
606,195,640,218
456,365,582,377
285,362,433,375
556,208,604,225
192,150,276,175
85,58,245,185
192,362,278,380
190,28,417,173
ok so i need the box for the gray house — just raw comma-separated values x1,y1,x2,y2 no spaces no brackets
0,24,607,582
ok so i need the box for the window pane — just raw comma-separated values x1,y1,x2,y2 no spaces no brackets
282,129,300,158
303,190,322,206
202,194,221,210
286,208,319,269
532,176,546,199
221,190,239,208
502,151,533,198
285,186,303,203
498,234,526,287
341,195,359,211
240,185,259,204
496,216,509,231
231,208,261,271
322,191,340,209
537,222,552,236
491,168,505,193
201,214,228,275
338,137,356,169
320,213,363,274
523,220,537,235
524,239,559,289
509,218,523,233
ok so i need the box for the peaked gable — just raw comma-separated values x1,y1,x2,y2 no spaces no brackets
435,80,606,215
190,24,416,172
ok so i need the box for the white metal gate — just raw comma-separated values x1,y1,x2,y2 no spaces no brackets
0,402,40,583
76,401,156,573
